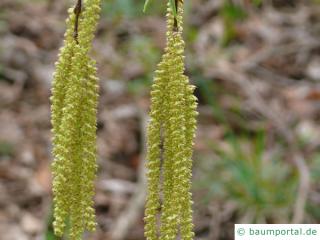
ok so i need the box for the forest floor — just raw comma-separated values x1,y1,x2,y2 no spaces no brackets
0,0,320,239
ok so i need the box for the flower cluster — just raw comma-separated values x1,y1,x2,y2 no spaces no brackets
144,1,198,239
50,0,101,238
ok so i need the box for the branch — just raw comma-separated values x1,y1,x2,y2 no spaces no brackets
73,0,82,44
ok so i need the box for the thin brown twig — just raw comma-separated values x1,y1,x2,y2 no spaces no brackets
73,0,82,44
173,0,179,32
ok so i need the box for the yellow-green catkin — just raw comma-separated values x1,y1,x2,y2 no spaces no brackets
51,0,101,239
144,1,198,240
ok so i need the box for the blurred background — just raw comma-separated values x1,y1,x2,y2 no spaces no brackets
0,0,320,239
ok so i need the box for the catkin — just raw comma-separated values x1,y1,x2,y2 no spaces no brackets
51,0,101,238
144,1,198,239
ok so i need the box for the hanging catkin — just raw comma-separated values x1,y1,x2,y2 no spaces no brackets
51,0,101,238
144,1,198,239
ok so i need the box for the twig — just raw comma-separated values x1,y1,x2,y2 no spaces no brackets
173,0,179,32
73,0,82,44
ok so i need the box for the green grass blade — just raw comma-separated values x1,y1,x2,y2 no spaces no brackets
143,0,152,13
143,0,177,17
169,0,177,17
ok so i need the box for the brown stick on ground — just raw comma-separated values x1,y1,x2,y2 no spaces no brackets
73,0,82,44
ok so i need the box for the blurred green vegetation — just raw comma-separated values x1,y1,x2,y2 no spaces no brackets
220,0,247,46
45,207,71,240
45,208,58,240
102,0,144,20
307,154,320,220
126,36,160,96
0,141,15,157
196,132,299,223
251,0,263,7
101,0,166,21
196,77,227,124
